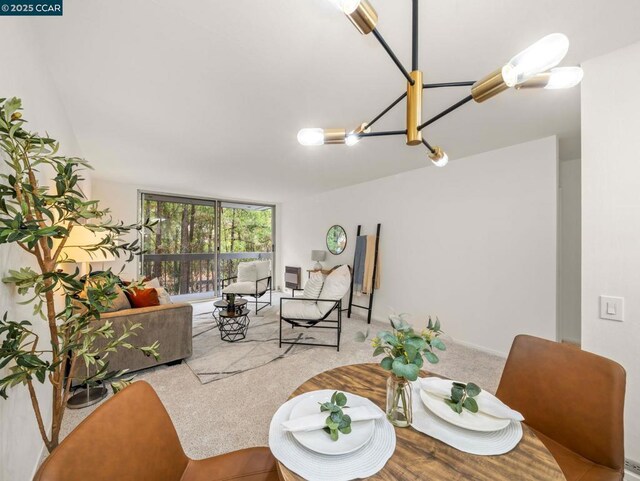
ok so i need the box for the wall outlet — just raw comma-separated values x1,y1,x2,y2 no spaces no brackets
626,458,640,476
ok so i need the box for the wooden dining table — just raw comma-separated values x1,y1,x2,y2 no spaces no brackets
276,363,565,481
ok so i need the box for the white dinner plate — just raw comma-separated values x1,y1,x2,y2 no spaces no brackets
289,391,375,455
420,389,511,432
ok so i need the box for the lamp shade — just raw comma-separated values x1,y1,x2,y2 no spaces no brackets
57,225,115,263
311,250,327,262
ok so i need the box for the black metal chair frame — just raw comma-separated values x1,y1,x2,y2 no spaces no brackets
279,297,342,352
222,275,273,313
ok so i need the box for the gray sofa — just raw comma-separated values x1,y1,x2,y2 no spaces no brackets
97,303,193,374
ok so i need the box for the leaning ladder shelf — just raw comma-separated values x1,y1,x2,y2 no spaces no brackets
347,223,381,324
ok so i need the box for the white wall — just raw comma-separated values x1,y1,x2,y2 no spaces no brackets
558,158,582,344
0,19,83,481
91,179,141,280
582,40,640,473
279,137,559,356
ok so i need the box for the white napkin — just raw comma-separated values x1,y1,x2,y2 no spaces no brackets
281,406,383,432
419,377,524,422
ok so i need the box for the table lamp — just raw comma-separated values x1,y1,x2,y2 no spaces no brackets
59,225,116,409
311,250,326,270
59,225,116,276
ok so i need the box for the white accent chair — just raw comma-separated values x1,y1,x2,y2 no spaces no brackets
279,265,351,351
222,260,272,313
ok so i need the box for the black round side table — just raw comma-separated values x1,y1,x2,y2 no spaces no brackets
218,308,251,342
213,298,248,324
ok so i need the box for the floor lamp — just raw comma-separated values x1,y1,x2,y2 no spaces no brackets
58,225,116,409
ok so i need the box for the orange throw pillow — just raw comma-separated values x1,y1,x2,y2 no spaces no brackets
126,287,160,308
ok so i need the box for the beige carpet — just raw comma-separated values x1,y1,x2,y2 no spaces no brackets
187,303,316,383
61,293,506,459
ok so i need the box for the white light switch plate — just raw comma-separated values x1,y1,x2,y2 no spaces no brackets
600,296,624,322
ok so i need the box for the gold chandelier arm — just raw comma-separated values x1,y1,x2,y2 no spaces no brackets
344,0,378,35
470,69,509,103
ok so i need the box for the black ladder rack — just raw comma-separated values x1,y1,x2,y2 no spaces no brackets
347,223,381,324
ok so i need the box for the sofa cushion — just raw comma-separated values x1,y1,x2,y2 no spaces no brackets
78,276,132,313
127,287,160,308
317,265,351,315
223,281,257,295
281,300,322,321
107,284,133,312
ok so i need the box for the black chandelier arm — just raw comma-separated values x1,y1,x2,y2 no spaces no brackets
363,91,407,131
417,94,474,131
423,81,477,89
422,138,436,154
357,129,407,138
372,28,415,85
412,0,419,71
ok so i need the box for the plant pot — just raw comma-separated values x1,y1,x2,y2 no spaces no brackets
386,374,412,427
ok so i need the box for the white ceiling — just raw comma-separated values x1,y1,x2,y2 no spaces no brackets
31,0,640,202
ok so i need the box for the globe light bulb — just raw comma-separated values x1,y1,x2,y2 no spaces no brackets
502,33,569,87
297,128,324,146
428,147,449,167
545,66,584,89
345,133,360,146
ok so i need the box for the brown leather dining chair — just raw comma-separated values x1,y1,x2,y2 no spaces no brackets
496,335,626,481
33,381,280,481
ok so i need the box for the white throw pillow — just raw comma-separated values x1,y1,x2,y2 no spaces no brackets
253,260,271,292
155,287,172,304
317,265,351,315
145,277,161,289
237,262,258,282
302,273,324,300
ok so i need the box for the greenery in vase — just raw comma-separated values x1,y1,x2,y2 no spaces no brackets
445,381,481,414
357,314,446,382
0,97,158,452
319,391,352,441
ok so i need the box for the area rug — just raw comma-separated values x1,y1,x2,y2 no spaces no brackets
186,301,324,384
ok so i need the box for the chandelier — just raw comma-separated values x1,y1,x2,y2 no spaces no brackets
297,0,584,167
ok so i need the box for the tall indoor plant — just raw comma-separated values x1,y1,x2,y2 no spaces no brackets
0,97,158,452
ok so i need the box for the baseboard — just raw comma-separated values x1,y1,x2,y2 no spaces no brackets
561,336,581,346
626,470,640,481
449,337,508,358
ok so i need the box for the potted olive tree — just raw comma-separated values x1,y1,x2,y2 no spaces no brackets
0,97,158,452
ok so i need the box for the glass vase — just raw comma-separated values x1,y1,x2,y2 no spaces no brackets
386,374,412,427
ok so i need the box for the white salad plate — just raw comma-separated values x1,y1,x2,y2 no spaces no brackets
289,391,375,455
420,389,511,432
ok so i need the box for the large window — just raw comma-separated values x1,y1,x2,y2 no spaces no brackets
140,193,274,296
